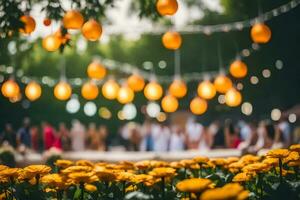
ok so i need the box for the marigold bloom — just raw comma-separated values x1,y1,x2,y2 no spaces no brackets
55,160,74,169
149,167,176,178
266,149,290,159
176,178,212,193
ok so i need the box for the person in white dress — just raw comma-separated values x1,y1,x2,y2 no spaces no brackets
70,120,86,151
153,123,170,152
185,117,203,150
169,125,186,151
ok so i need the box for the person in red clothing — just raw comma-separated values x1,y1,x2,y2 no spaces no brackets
224,120,241,149
42,121,56,150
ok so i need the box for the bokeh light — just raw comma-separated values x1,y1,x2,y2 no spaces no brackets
146,102,161,118
84,102,97,116
241,102,253,116
271,108,281,121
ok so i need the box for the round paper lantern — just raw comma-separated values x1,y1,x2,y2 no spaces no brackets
127,74,145,92
19,15,36,34
229,60,248,78
87,61,106,80
1,79,20,98
225,88,242,107
117,86,134,104
81,81,99,100
54,81,72,101
63,10,84,29
43,18,51,26
82,19,102,41
214,75,233,94
144,81,163,101
162,31,182,50
169,79,187,98
251,23,271,44
190,97,207,115
42,35,61,52
156,0,178,16
102,79,120,100
25,81,42,101
161,95,178,113
197,80,216,100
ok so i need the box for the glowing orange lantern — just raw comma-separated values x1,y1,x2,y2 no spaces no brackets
229,60,248,78
214,75,233,94
87,61,106,80
102,79,120,100
42,35,61,52
162,31,182,50
156,0,178,16
117,86,134,104
225,88,242,107
63,10,84,29
161,95,178,113
82,19,102,41
190,97,207,115
169,79,187,98
144,81,163,101
251,23,271,44
81,81,99,100
25,81,42,101
1,79,20,98
54,81,72,101
197,80,216,100
127,74,145,92
19,15,36,34
43,18,51,26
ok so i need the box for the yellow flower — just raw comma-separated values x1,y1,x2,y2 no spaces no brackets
240,154,261,164
242,163,268,173
0,165,9,172
229,162,245,170
290,144,300,152
179,160,196,168
84,184,97,192
93,167,116,182
226,157,240,164
131,174,153,184
68,172,95,184
210,158,227,166
170,162,184,169
61,166,92,174
176,178,212,193
134,160,151,170
232,172,252,182
76,160,94,167
148,167,176,178
23,165,51,179
40,173,64,188
44,188,56,193
266,149,290,159
288,161,300,167
0,168,20,179
117,171,134,182
55,159,74,169
193,156,209,164
126,185,137,193
237,190,250,200
118,161,135,170
284,151,300,163
150,160,169,168
263,158,279,167
201,183,244,200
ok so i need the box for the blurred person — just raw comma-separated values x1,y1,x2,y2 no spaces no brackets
57,123,71,151
98,125,108,151
238,120,251,141
86,123,99,150
293,126,300,143
169,125,186,151
185,117,203,150
238,122,259,150
17,118,32,148
153,122,170,152
128,125,141,151
1,123,17,148
30,125,40,151
278,118,291,147
42,122,56,150
211,120,225,148
140,120,154,151
198,126,213,150
224,120,241,148
70,120,86,151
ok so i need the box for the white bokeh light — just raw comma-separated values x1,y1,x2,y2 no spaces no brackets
250,76,259,85
288,113,297,123
146,102,161,118
271,108,281,121
122,103,137,120
218,95,225,104
84,102,97,116
241,102,253,116
66,98,80,114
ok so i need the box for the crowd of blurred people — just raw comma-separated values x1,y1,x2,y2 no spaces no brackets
1,116,299,154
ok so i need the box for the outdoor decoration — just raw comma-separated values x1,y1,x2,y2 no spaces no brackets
127,73,145,92
81,19,102,41
251,23,272,44
197,80,216,100
225,88,242,107
81,81,99,100
162,31,182,50
169,79,187,98
144,81,163,101
63,10,84,29
42,35,61,52
1,79,20,98
156,0,178,16
54,81,72,101
43,18,51,26
190,97,208,115
214,75,233,94
19,15,36,34
87,61,106,80
117,86,134,104
161,94,178,113
229,60,248,78
25,81,42,101
102,79,120,100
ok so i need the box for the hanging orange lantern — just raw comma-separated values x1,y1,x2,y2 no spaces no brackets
54,81,72,101
81,81,99,100
42,35,61,52
225,88,242,107
229,60,248,78
102,79,120,100
127,74,145,92
190,97,207,115
214,74,233,94
82,19,102,41
162,31,182,50
63,10,84,29
197,80,216,100
251,23,271,44
117,86,134,104
144,81,163,101
1,79,20,98
43,18,51,26
156,0,178,16
25,81,42,101
169,79,187,98
87,61,106,80
161,95,178,113
19,15,36,34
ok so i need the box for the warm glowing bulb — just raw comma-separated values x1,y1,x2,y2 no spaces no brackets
25,81,42,101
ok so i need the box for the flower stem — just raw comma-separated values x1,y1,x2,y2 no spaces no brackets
161,177,165,200
279,158,283,184
80,182,84,200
